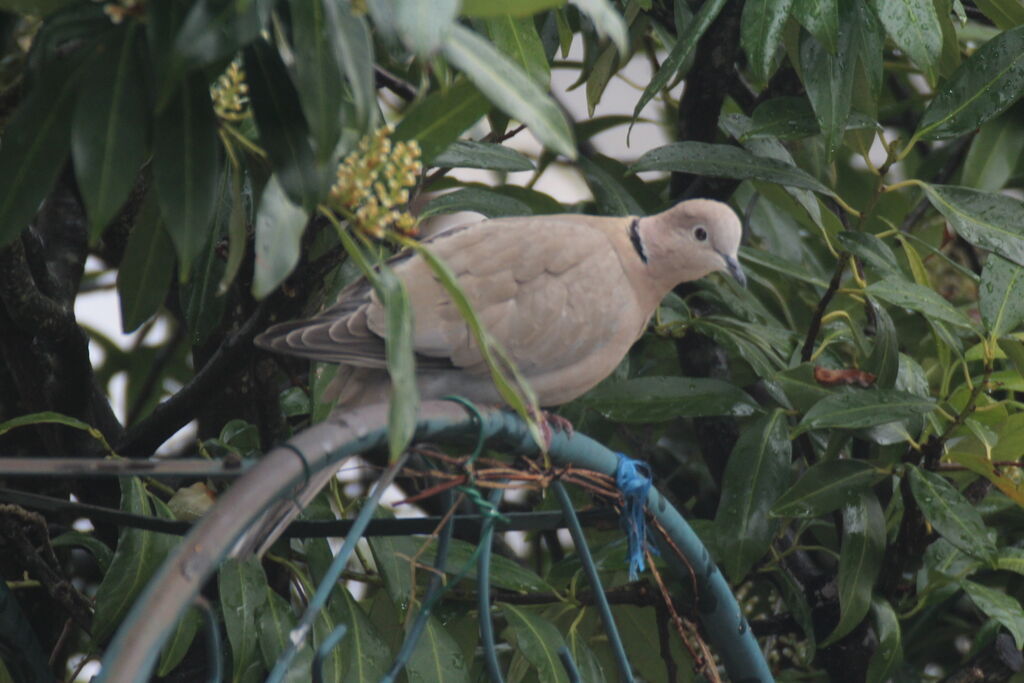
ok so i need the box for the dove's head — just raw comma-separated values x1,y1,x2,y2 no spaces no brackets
640,198,746,291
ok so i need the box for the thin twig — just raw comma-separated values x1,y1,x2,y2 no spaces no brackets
801,258,848,362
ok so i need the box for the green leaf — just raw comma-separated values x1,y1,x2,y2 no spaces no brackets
577,155,645,217
962,580,1024,649
394,79,491,163
0,60,77,247
866,598,903,680
980,255,1024,338
793,0,838,54
72,23,148,238
0,410,114,453
800,3,857,160
571,0,629,56
335,584,390,681
443,24,576,159
866,275,976,330
325,0,375,132
218,171,249,295
837,232,901,277
117,191,174,333
290,0,344,162
630,141,833,195
257,586,314,682
153,71,221,280
855,1,885,98
871,0,942,84
631,0,726,126
741,0,794,86
379,269,418,462
580,376,758,423
157,606,202,677
864,300,899,389
999,337,1024,377
823,492,885,645
794,389,935,435
922,183,1024,269
406,618,471,683
51,531,112,574
432,141,535,171
219,558,268,683
962,105,1024,191
973,0,1024,29
245,39,325,211
500,604,570,683
252,175,309,300
92,478,176,641
180,171,233,345
772,460,888,518
716,410,793,582
908,466,996,562
486,14,550,86
165,0,270,87
916,25,1024,140
744,97,821,140
391,0,458,56
421,187,533,218
461,0,566,16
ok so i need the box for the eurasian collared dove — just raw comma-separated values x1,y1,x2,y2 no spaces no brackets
242,199,744,555
256,198,745,408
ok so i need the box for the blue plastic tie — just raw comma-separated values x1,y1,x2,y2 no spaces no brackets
614,453,652,580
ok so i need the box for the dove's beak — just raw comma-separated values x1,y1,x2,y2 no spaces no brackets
722,253,747,288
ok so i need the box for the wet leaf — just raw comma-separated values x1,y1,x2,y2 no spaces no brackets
392,0,458,57
922,183,1024,269
962,105,1024,192
461,0,565,16
871,0,942,84
578,155,645,217
630,142,833,195
772,460,888,518
252,175,309,299
487,14,550,86
257,586,314,683
219,557,268,683
92,478,176,641
794,388,935,435
866,598,903,680
117,191,174,333
379,268,418,462
394,79,491,163
571,0,629,56
157,606,202,677
324,0,375,133
866,276,976,331
908,466,996,562
837,231,901,277
793,0,838,53
406,618,471,683
631,0,727,125
916,25,1024,140
580,376,759,423
153,71,221,280
864,299,899,389
245,39,325,211
72,23,148,238
290,0,344,162
741,0,794,86
980,255,1024,338
500,604,570,683
716,410,793,582
962,581,1024,649
443,23,575,159
800,2,857,160
823,492,885,645
0,60,77,247
432,141,535,171
421,187,533,218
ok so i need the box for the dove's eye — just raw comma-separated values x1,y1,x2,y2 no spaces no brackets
694,226,708,241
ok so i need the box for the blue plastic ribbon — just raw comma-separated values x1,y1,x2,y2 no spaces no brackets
614,453,652,579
